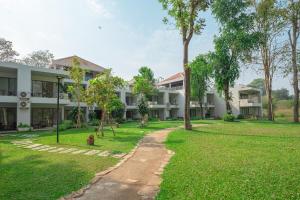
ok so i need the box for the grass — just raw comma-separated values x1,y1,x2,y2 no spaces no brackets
0,120,181,200
157,120,300,200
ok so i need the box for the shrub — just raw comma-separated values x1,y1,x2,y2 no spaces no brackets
87,135,95,145
237,114,245,119
18,123,30,128
88,119,99,126
223,113,235,122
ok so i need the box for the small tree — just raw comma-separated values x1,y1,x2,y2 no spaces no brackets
68,58,85,128
132,67,156,127
248,78,266,95
0,38,19,62
159,0,211,130
109,98,125,124
86,69,124,137
22,50,54,67
190,54,212,119
138,97,149,127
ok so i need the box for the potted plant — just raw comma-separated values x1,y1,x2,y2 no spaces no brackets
17,123,31,132
87,134,95,145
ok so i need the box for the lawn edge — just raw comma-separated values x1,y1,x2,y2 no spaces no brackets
60,136,142,200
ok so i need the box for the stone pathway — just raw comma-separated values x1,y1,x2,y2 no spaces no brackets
11,140,126,159
64,128,176,200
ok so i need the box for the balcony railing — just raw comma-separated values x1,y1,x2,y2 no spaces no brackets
32,92,68,99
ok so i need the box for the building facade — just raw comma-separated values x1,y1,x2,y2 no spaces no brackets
0,57,263,131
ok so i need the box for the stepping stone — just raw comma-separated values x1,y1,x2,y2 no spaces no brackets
98,151,110,157
112,153,127,159
32,145,50,150
72,149,89,154
39,147,57,152
84,150,101,156
59,148,78,154
12,141,32,145
48,147,66,153
24,144,43,149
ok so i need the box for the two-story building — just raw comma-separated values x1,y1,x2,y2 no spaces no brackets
0,58,263,131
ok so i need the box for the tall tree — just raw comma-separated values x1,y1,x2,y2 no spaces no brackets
211,0,259,114
284,0,300,122
132,67,156,126
248,78,266,95
251,0,286,121
67,58,85,128
190,54,212,119
0,38,19,62
86,69,124,136
159,0,211,130
23,50,54,67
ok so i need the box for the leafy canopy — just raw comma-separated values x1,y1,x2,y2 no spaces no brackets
0,38,19,62
190,54,212,102
86,69,124,113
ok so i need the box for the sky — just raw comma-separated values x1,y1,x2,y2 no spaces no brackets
0,0,293,92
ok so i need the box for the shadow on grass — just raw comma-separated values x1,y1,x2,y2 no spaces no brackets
0,154,90,200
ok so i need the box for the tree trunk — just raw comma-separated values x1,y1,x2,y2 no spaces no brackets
291,19,299,123
98,110,105,137
183,40,192,130
224,82,232,114
77,99,81,128
199,101,204,120
264,69,273,121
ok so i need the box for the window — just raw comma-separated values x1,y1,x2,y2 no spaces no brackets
0,108,16,131
0,77,17,96
85,72,94,81
32,81,57,98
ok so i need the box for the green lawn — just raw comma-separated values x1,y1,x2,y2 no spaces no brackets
157,120,300,200
0,121,181,200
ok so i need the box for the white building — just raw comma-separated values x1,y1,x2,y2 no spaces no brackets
0,57,262,131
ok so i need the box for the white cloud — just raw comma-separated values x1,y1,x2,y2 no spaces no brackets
86,0,113,18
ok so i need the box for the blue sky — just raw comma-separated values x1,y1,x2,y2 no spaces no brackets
0,0,292,91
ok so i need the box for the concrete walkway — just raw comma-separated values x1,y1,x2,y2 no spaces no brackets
69,128,176,200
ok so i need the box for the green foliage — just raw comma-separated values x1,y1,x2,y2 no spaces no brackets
223,113,236,122
109,98,125,123
86,68,125,136
58,120,73,131
68,58,86,128
211,0,259,113
159,0,211,36
17,123,30,128
138,97,149,118
273,88,291,100
132,67,157,98
67,107,85,123
248,78,265,95
190,54,212,103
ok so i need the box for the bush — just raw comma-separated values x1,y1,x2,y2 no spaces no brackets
88,119,99,126
237,114,245,119
18,123,30,128
223,113,235,122
55,120,73,131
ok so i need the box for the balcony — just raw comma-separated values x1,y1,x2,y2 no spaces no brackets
147,101,166,108
31,93,70,105
239,99,261,107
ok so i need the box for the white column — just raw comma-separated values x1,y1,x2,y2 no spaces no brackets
61,106,65,121
17,67,31,126
163,91,170,120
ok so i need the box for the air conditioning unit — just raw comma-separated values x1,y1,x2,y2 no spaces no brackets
19,100,30,109
19,91,29,98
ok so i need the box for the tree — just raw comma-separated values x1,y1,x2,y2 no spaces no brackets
86,69,124,136
22,50,54,67
159,0,211,130
211,0,259,114
190,54,212,119
0,38,19,62
67,58,85,128
109,98,125,124
132,67,156,126
248,78,266,95
273,88,291,100
251,0,286,121
284,0,300,122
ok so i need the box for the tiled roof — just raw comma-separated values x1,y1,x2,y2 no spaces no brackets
51,55,106,72
157,72,184,85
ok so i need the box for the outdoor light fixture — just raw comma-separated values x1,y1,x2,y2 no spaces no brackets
56,76,64,143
